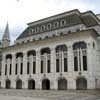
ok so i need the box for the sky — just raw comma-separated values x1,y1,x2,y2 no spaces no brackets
0,0,100,43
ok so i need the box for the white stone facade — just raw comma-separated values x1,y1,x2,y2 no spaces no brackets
0,9,100,90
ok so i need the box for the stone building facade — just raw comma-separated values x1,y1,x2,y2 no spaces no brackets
0,9,100,90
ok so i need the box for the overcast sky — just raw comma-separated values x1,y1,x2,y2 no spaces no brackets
0,0,100,43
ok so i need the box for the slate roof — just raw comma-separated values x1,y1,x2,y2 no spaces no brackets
17,10,100,40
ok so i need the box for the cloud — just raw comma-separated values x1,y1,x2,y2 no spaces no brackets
0,0,100,44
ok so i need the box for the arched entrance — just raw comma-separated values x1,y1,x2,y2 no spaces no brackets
6,79,11,89
76,77,87,90
28,79,35,89
42,79,50,90
58,78,67,90
16,79,22,89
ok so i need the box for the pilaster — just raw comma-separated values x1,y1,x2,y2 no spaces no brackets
50,46,56,73
36,49,41,74
67,44,74,72
23,51,27,75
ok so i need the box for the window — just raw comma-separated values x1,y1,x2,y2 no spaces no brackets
20,63,23,74
5,64,7,75
56,59,59,72
56,44,67,73
27,62,30,74
47,23,51,30
33,62,36,74
60,20,66,27
47,60,50,73
41,25,45,32
9,64,12,75
64,58,67,72
53,22,59,29
41,61,43,73
15,63,17,75
83,56,87,71
73,42,87,71
74,57,78,71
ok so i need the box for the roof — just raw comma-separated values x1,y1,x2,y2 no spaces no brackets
17,10,100,40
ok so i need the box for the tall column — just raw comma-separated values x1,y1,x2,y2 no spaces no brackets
67,44,74,72
50,46,56,73
36,49,41,74
1,54,6,88
23,51,27,75
30,55,33,74
44,53,47,73
80,49,83,71
12,53,16,75
62,52,64,72
59,52,62,73
87,42,94,73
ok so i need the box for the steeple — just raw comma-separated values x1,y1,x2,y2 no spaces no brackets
2,22,10,47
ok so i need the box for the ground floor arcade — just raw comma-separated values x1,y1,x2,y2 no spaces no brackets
0,74,97,90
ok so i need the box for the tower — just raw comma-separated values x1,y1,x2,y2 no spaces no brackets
2,23,10,47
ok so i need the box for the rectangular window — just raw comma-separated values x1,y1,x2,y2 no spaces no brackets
83,56,87,71
33,62,36,74
5,64,7,75
15,63,17,75
20,63,23,74
64,58,67,72
56,59,59,72
27,62,30,74
9,64,12,75
41,61,43,73
47,60,50,73
74,57,78,71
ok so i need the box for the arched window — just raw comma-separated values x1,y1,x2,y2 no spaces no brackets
6,54,12,76
16,52,23,75
42,79,50,90
27,50,36,74
5,79,11,89
58,78,67,90
47,23,52,30
73,41,87,71
60,19,66,27
40,48,51,73
76,77,87,90
53,21,59,29
41,25,45,32
28,79,35,89
16,79,22,89
55,44,68,72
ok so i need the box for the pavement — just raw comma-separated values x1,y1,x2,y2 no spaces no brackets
0,89,100,100
0,95,48,100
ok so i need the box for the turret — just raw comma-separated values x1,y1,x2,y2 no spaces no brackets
2,23,10,47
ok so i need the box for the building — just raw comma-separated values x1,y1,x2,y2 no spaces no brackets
0,9,100,90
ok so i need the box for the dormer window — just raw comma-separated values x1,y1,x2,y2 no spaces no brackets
47,23,52,30
60,19,66,27
41,25,45,32
53,21,59,29
34,27,39,33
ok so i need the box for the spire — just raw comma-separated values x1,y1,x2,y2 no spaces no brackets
2,22,10,47
2,22,10,41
